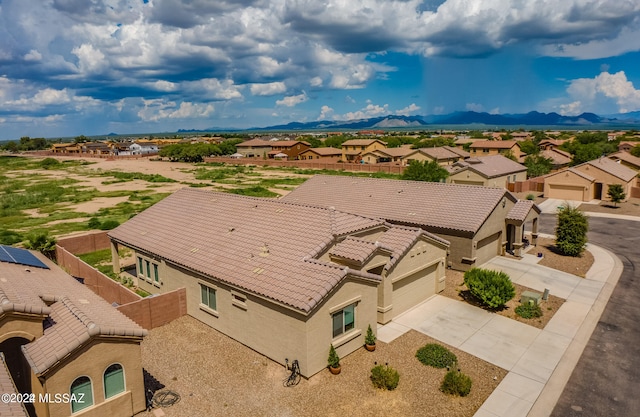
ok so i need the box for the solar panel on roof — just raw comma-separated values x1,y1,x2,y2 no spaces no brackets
0,245,50,269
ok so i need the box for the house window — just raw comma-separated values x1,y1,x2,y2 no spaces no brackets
153,264,159,283
103,364,125,399
145,260,151,279
200,284,217,311
70,376,93,413
332,304,355,338
137,257,143,275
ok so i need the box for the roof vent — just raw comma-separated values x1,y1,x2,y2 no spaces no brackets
260,244,270,257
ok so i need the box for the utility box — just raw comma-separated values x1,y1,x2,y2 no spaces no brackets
521,290,542,306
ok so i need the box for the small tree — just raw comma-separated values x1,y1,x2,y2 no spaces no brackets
327,345,340,369
463,268,515,309
555,204,588,257
24,232,57,259
524,154,553,178
607,184,625,207
402,160,449,182
364,324,376,346
630,145,640,158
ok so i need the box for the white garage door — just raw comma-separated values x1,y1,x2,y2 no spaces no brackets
476,231,501,265
548,184,584,201
392,263,437,318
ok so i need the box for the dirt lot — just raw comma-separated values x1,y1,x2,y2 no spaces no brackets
533,237,594,278
138,316,506,417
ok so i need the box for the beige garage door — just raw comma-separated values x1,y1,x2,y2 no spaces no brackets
476,231,501,266
392,263,437,318
453,180,484,186
548,184,584,201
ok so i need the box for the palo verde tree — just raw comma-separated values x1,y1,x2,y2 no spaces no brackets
555,204,588,257
402,160,449,182
607,184,626,207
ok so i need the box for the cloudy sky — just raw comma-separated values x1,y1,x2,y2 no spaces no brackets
1,0,640,139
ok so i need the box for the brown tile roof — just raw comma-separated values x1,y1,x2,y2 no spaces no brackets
329,237,391,265
0,253,146,376
541,149,571,165
579,157,637,182
506,200,540,222
282,175,514,234
608,151,640,170
341,139,385,146
546,168,595,182
376,147,414,157
449,155,527,178
470,140,519,149
0,354,28,417
443,146,470,158
109,189,389,313
418,146,465,160
303,147,342,156
271,140,311,147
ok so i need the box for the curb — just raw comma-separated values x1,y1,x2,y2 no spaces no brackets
527,244,624,417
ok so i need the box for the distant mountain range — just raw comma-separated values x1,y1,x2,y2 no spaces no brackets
177,111,640,133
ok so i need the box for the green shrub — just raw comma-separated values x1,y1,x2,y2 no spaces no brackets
98,220,120,230
416,344,457,368
463,268,515,309
441,369,472,397
555,204,588,257
40,158,61,169
370,364,400,390
0,229,22,245
515,302,543,319
365,324,376,345
87,217,101,229
526,194,535,200
327,345,340,368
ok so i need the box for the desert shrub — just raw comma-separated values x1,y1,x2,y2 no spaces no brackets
0,229,22,245
515,302,543,319
416,343,457,368
87,217,101,229
98,220,120,230
40,158,61,169
441,369,472,397
463,268,515,309
555,204,588,257
526,194,535,200
370,364,400,390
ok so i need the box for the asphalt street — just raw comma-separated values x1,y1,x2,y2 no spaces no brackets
538,214,639,417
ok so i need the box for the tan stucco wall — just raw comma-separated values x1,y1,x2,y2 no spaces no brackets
0,314,43,343
448,170,526,188
37,339,145,417
574,164,633,201
135,251,378,377
544,171,593,201
472,196,514,266
237,146,272,158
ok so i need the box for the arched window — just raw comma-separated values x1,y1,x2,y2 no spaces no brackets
103,364,125,398
70,376,93,413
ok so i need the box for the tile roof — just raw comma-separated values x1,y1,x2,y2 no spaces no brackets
0,253,146,376
443,146,470,158
341,139,385,146
236,139,273,147
546,168,595,182
418,146,463,160
329,237,390,265
506,200,540,222
608,151,640,169
271,140,311,147
541,149,571,165
303,147,342,156
282,175,514,234
0,354,28,417
109,189,389,313
448,155,527,178
580,157,637,182
470,140,519,149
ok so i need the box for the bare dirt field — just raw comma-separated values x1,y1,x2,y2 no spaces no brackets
138,316,506,417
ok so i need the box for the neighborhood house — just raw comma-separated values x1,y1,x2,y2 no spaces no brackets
108,188,449,377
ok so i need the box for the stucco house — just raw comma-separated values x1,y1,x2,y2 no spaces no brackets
401,146,470,166
469,140,524,160
108,189,449,377
544,157,637,202
298,147,343,160
608,151,640,172
540,148,572,169
340,139,387,162
0,246,147,417
235,139,273,158
360,147,414,164
129,141,159,155
268,140,311,160
446,155,528,188
283,175,540,270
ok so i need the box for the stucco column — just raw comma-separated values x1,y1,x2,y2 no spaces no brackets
531,217,539,246
513,225,524,257
111,240,120,274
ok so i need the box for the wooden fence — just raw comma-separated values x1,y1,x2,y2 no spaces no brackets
204,156,406,174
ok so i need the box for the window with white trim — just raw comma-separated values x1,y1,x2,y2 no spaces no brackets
200,284,217,311
153,263,159,283
332,303,355,338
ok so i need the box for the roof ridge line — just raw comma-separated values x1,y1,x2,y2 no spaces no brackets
60,297,100,336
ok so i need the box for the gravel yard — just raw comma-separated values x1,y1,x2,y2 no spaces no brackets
138,316,506,417
532,237,594,278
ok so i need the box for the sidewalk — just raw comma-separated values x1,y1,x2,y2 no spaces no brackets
377,244,623,417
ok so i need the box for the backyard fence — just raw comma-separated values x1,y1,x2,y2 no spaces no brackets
203,156,406,174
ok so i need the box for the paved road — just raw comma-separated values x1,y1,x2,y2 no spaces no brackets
539,214,640,417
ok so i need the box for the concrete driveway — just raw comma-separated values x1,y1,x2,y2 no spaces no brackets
377,243,620,417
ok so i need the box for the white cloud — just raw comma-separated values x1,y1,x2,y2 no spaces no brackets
395,103,420,116
250,82,287,96
317,105,334,120
310,77,323,87
72,43,107,74
138,99,215,121
558,71,640,115
24,49,42,62
466,102,484,112
276,91,308,107
337,103,390,120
